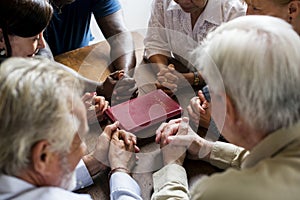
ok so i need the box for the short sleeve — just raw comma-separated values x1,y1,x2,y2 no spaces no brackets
92,0,121,18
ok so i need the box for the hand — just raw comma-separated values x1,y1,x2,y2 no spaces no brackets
82,92,109,124
156,64,179,95
111,75,138,105
155,118,182,144
92,121,140,166
108,129,139,172
187,90,211,129
166,132,214,160
101,70,125,100
160,117,190,166
92,121,119,166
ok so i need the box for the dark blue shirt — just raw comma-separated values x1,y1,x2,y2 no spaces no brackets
44,0,121,56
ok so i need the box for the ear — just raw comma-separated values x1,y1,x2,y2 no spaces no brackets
288,1,300,20
225,94,239,126
31,140,57,176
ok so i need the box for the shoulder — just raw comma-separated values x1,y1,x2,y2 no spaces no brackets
220,0,247,11
191,157,300,200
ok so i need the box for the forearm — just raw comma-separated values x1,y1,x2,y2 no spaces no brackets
182,71,205,87
148,54,169,74
82,153,108,177
97,11,136,76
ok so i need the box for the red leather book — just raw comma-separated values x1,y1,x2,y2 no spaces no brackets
105,89,183,133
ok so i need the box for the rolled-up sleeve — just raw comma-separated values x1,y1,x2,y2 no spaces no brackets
151,164,190,200
209,141,249,169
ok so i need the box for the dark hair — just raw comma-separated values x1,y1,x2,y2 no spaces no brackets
0,0,53,38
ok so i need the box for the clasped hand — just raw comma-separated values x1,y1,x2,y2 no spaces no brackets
155,117,213,164
92,121,140,171
102,70,138,105
156,64,180,95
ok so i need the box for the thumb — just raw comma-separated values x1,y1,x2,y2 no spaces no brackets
104,121,119,137
177,117,189,136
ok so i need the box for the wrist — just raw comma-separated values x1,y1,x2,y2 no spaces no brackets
82,153,107,177
193,71,200,86
200,140,214,161
108,167,130,180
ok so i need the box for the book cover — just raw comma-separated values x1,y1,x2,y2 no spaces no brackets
105,89,183,133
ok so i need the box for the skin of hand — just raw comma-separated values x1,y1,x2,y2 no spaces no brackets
111,74,138,105
160,117,190,166
187,90,211,129
108,129,139,172
82,92,109,124
92,121,139,167
157,64,178,90
156,118,213,161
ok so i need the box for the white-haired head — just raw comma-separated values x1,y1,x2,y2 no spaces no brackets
195,15,300,134
0,57,84,176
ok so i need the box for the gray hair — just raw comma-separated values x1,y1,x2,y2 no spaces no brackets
0,57,84,176
196,15,300,133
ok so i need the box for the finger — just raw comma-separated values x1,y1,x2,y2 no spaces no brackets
95,96,106,111
166,135,192,147
116,77,136,87
187,105,200,122
167,64,175,70
155,122,168,143
111,131,121,141
157,68,169,76
177,117,189,136
198,90,209,109
155,118,182,143
103,121,119,138
161,123,181,145
120,130,137,145
160,81,177,91
134,145,140,153
114,85,137,96
165,72,178,83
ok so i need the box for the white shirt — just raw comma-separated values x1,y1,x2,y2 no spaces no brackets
144,0,246,63
0,160,142,200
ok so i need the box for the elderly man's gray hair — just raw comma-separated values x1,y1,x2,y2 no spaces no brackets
0,57,84,176
195,15,300,133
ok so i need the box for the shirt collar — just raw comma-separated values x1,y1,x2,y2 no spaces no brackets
0,174,35,199
242,122,300,169
167,0,223,25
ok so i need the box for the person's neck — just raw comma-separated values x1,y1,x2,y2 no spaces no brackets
190,4,207,29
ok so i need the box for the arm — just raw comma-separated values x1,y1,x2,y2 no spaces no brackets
108,129,142,200
151,164,189,200
96,10,136,76
151,118,190,200
156,118,249,169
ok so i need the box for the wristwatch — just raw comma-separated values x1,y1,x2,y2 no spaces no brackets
193,71,200,86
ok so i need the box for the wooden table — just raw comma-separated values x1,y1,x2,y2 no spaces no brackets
54,33,221,200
